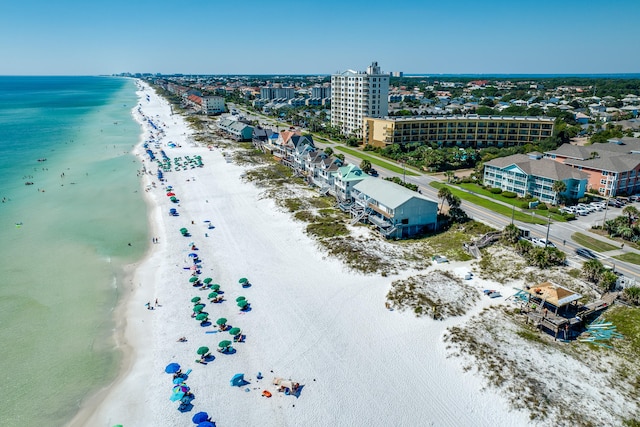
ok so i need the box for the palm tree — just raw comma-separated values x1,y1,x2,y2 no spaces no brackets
582,259,604,283
502,223,520,245
552,180,567,206
359,159,372,173
437,187,452,213
444,170,455,183
622,205,639,226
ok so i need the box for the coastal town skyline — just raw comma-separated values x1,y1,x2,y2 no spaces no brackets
2,0,640,76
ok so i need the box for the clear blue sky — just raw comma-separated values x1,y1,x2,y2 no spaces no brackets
2,0,639,75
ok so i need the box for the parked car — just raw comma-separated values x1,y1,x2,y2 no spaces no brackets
575,248,598,259
575,208,590,216
368,168,379,177
532,238,555,248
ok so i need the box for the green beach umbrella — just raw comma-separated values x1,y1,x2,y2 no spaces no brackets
238,278,248,284
210,284,220,291
216,317,227,326
235,296,246,302
218,340,232,348
193,304,205,313
170,196,177,202
203,278,213,284
237,300,248,308
195,313,208,321
197,346,209,355
191,296,201,303
180,228,188,233
189,276,199,283
208,291,218,299
228,327,241,336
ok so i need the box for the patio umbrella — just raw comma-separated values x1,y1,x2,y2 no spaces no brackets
228,327,241,336
203,278,213,284
191,296,201,303
216,318,227,326
189,277,199,283
230,373,244,387
165,363,181,374
238,278,248,284
195,313,208,321
208,291,218,299
235,296,246,302
197,346,209,355
193,304,205,313
237,300,248,308
192,412,210,424
218,340,232,348
210,284,220,291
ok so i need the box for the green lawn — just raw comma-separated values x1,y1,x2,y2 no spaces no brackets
613,252,640,265
572,232,620,252
430,182,546,225
456,182,567,222
334,146,419,176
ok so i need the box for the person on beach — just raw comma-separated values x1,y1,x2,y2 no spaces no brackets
155,298,158,307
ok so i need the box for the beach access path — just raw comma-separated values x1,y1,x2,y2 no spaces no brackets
70,81,530,427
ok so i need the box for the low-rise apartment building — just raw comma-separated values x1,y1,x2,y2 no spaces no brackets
363,115,555,148
484,152,588,203
545,138,640,196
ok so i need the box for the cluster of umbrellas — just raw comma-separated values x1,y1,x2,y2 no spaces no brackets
164,362,195,410
236,296,249,310
191,297,209,324
174,155,204,171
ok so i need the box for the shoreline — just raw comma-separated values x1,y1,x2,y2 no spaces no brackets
70,80,529,426
67,81,165,427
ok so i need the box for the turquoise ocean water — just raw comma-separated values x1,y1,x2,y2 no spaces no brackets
0,76,148,426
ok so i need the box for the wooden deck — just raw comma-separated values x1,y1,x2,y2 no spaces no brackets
524,292,619,340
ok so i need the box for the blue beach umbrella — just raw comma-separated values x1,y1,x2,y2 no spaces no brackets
189,253,198,258
197,422,215,427
165,363,181,374
192,412,210,423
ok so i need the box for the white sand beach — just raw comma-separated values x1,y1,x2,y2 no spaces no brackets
69,81,531,427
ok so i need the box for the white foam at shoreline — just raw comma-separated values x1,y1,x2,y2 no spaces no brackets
70,80,530,426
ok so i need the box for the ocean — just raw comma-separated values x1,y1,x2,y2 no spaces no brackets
0,76,148,426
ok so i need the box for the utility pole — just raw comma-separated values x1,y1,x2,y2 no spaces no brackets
402,160,406,184
602,196,610,225
545,213,552,248
511,204,515,225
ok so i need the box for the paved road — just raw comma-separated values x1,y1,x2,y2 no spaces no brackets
229,105,640,282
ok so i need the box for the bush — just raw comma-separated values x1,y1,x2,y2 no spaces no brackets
549,207,560,214
562,212,576,220
490,188,502,194
536,203,548,210
519,201,530,209
502,191,517,198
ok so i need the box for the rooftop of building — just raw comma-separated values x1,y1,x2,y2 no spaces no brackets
485,153,589,181
353,178,437,209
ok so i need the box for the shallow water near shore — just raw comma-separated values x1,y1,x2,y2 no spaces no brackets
0,76,148,426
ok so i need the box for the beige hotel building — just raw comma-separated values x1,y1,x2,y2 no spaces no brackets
363,115,555,148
